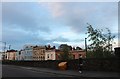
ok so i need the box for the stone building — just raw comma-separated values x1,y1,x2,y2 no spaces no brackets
6,49,17,60
45,45,56,60
22,46,33,61
16,50,25,60
16,45,46,61
55,49,86,60
33,46,46,61
70,50,86,59
45,49,56,60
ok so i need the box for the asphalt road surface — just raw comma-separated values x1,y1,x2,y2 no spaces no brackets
2,65,73,78
2,65,119,79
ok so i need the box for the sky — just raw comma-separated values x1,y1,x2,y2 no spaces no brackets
1,1,119,51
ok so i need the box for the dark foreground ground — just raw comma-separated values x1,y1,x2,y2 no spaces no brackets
1,65,120,79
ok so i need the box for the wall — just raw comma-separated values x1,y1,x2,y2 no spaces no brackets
71,50,86,59
45,50,56,60
6,52,16,60
33,47,45,61
2,58,119,72
24,47,33,61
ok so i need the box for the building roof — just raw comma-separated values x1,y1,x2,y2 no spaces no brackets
6,49,17,52
70,50,85,52
55,49,85,54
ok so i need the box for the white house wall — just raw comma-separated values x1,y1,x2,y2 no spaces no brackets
45,50,55,60
23,50,32,60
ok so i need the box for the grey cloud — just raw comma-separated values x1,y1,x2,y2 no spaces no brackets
72,39,84,42
3,28,46,50
52,36,84,42
53,36,70,42
3,28,38,44
2,2,51,33
2,27,70,49
51,2,118,34
3,26,84,50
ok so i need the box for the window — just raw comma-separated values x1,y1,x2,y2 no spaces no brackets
79,54,82,58
43,56,45,59
43,50,45,53
47,54,49,58
40,56,42,60
19,51,21,55
51,54,53,59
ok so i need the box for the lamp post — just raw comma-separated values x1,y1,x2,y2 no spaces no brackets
0,41,6,60
85,38,87,53
9,45,11,50
0,41,6,52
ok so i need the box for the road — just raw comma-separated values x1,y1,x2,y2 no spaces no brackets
2,65,73,78
2,65,119,79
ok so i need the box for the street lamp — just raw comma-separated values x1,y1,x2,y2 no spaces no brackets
0,41,6,52
85,38,87,53
0,41,6,60
9,45,11,50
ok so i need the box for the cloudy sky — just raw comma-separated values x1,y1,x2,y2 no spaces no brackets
1,1,118,50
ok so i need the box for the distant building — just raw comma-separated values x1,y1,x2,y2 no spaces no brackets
6,49,17,60
22,46,33,61
70,50,86,59
45,48,56,60
15,44,86,61
55,49,86,60
55,49,62,60
16,50,25,60
33,46,46,61
17,45,46,61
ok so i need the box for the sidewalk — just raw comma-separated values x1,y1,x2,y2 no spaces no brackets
19,66,120,77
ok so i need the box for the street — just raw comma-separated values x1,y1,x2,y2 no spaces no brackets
2,65,120,79
2,65,75,77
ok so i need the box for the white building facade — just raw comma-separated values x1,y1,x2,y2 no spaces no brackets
45,49,56,60
16,50,25,60
16,46,33,61
23,46,33,61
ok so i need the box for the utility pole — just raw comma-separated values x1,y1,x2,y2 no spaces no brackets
0,41,6,60
85,38,87,53
9,45,11,50
3,42,6,60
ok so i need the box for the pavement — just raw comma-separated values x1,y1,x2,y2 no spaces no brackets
14,65,120,77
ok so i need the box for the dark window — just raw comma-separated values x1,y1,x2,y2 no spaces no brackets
47,54,49,58
19,51,21,55
79,54,82,58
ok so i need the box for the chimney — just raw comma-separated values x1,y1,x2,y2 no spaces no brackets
48,44,51,49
